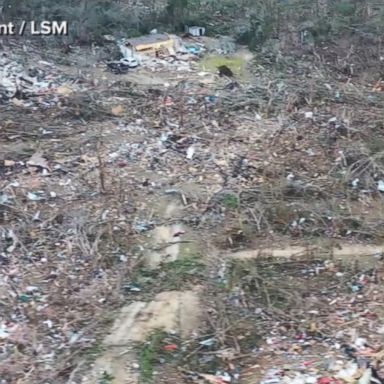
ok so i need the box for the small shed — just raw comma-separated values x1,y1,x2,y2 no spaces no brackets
186,26,205,37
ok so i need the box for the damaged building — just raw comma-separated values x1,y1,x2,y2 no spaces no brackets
120,33,184,58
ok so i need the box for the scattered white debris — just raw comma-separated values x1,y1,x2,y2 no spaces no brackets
26,286,39,293
27,191,45,201
0,325,9,339
186,146,195,160
305,111,313,119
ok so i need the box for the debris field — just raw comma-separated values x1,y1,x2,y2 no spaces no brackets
1,37,384,384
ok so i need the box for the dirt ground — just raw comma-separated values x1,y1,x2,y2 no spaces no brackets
1,39,384,384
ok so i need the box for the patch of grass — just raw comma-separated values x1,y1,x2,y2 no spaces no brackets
84,342,106,361
132,255,205,292
138,330,169,383
222,194,240,210
160,255,205,289
98,371,114,384
199,54,247,77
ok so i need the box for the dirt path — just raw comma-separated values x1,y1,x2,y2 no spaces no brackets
83,290,201,384
82,199,203,384
229,243,384,265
